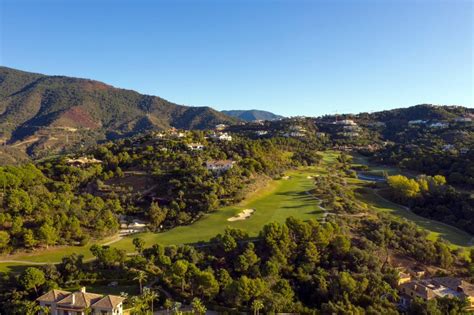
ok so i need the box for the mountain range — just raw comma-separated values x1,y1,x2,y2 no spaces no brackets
0,66,238,155
221,109,283,121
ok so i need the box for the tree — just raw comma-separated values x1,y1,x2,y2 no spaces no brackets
143,287,159,314
251,299,264,315
133,237,145,254
148,202,167,230
387,175,421,201
192,297,206,315
23,229,37,249
38,223,58,248
20,267,46,295
171,260,188,292
134,270,147,294
0,231,10,252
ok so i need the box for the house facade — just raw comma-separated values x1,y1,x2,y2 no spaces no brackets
37,287,125,315
206,160,235,173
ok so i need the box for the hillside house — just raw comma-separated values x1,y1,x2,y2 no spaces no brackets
211,132,232,141
215,124,228,131
36,287,126,315
255,130,268,136
429,122,449,128
398,277,474,311
454,117,472,123
187,143,204,150
408,120,427,125
206,160,235,173
66,157,102,167
334,119,357,126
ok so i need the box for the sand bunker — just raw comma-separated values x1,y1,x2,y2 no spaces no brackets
282,176,290,180
307,176,313,179
227,209,255,221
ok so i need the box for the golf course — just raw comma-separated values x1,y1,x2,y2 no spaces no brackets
0,166,324,272
1,151,472,272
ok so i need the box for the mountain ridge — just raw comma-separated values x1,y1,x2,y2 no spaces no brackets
0,66,237,156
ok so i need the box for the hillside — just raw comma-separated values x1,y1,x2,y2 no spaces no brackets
0,67,236,156
221,109,283,121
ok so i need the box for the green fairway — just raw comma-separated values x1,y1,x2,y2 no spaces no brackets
0,167,323,270
355,186,473,248
111,167,323,251
349,154,473,250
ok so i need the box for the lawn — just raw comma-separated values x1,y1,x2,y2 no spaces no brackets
0,166,323,270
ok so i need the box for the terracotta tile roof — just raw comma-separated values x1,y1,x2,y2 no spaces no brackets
56,292,103,309
92,295,125,308
36,289,71,303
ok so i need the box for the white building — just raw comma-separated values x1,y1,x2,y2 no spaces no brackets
429,122,448,128
211,132,232,141
408,120,428,125
334,119,357,126
187,143,204,150
206,160,235,173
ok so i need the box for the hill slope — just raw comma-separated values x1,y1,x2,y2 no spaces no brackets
222,109,283,121
0,67,236,156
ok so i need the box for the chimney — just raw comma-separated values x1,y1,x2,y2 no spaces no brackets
80,287,86,293
71,294,75,304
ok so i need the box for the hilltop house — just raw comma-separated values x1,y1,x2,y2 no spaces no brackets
206,160,235,173
37,287,126,315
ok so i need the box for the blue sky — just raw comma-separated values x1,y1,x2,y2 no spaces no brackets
1,0,472,116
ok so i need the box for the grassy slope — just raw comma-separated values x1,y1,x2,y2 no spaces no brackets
111,167,322,251
349,155,473,249
0,167,321,272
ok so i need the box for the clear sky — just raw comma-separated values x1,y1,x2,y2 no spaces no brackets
0,0,472,116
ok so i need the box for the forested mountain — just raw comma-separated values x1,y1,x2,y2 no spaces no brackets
221,109,283,121
0,67,236,156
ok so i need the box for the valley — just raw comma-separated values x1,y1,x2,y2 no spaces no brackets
1,151,471,273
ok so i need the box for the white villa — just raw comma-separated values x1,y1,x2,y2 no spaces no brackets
211,132,232,141
334,119,357,126
187,143,204,150
206,160,235,173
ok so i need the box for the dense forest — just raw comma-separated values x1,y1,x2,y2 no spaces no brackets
0,131,323,253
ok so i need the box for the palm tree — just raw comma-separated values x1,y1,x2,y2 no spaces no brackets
143,288,159,314
251,299,264,315
191,297,206,315
134,270,147,294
